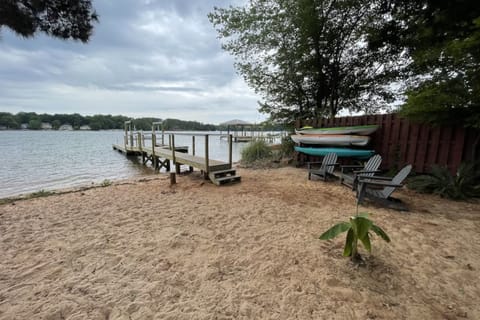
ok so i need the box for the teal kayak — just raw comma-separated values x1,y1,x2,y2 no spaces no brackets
295,146,375,159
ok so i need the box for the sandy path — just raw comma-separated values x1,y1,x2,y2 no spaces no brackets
1,167,479,319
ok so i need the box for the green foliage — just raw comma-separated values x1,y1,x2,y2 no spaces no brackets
28,119,42,130
0,112,18,129
279,135,295,158
101,179,112,187
0,0,98,42
320,213,390,262
371,0,480,128
162,118,216,131
209,0,399,123
241,140,273,164
0,112,217,131
408,163,480,200
29,189,54,198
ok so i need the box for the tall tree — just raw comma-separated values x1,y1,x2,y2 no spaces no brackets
369,0,480,128
0,0,98,42
209,0,401,122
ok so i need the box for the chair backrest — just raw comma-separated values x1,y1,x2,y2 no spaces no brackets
360,154,382,178
381,164,412,198
322,153,338,175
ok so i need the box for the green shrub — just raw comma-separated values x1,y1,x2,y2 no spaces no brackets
408,163,480,200
279,135,295,158
29,189,54,198
101,179,112,187
241,140,273,164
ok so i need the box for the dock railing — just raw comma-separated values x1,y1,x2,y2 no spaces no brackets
122,129,234,173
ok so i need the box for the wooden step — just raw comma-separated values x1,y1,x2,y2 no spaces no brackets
209,169,236,178
211,175,242,186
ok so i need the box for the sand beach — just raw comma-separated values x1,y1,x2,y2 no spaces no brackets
1,166,479,319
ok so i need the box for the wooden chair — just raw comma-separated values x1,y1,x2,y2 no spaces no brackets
307,153,338,181
356,164,412,210
340,154,382,190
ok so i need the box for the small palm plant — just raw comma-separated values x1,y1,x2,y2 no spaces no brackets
408,163,480,200
320,213,390,263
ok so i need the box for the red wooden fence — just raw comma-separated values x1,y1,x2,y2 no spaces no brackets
295,113,480,174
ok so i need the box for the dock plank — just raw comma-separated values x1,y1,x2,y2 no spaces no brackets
113,144,231,172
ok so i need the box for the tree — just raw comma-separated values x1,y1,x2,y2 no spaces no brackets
0,112,19,128
209,0,401,123
0,0,98,42
28,118,42,130
368,0,480,129
52,119,61,130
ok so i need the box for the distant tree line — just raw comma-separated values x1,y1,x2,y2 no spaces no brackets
0,112,218,131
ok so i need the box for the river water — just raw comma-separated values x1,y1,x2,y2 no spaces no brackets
0,130,276,198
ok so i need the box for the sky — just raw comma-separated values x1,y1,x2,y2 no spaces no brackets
0,0,266,125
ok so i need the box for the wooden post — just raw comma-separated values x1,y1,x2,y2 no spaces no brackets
137,132,142,150
152,134,157,170
162,125,165,146
205,135,209,173
171,134,176,164
124,122,128,147
169,172,176,185
228,134,233,168
192,136,196,156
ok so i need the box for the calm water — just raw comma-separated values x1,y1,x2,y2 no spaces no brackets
0,130,266,198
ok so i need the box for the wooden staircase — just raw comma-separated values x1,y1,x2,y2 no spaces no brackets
208,169,241,186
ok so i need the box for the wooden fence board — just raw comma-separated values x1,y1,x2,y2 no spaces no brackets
399,119,410,165
415,125,430,173
296,113,478,174
437,127,452,167
426,127,441,169
450,127,465,172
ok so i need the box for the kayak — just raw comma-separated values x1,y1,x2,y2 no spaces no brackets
294,146,375,159
290,134,370,146
296,124,379,135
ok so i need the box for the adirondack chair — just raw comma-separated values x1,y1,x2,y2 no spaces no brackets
307,153,338,181
340,154,382,190
356,164,412,210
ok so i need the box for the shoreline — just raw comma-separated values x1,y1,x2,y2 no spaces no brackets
1,166,479,319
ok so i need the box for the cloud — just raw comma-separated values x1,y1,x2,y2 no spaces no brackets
0,0,264,124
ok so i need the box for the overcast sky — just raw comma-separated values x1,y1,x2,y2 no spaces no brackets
0,0,266,125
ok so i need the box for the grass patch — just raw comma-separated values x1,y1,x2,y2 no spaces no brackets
101,179,112,187
29,189,55,198
241,140,273,165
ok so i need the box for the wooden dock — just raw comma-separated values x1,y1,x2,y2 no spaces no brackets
113,121,241,185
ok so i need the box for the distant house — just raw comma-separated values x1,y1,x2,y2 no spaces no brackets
41,122,53,130
59,124,74,131
20,123,28,130
79,125,91,130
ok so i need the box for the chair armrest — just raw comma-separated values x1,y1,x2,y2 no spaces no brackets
353,170,382,175
341,165,363,174
307,162,323,169
358,179,403,188
341,165,363,169
358,175,393,181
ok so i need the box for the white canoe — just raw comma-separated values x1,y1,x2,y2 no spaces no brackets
295,124,379,135
290,134,370,146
